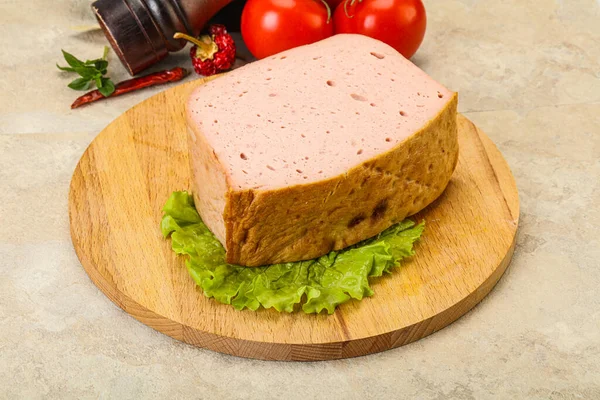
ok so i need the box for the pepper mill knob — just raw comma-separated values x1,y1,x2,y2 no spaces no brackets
92,0,232,75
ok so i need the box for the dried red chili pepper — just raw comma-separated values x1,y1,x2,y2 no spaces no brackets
71,67,188,109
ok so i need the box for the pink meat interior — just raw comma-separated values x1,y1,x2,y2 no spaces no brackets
187,34,453,190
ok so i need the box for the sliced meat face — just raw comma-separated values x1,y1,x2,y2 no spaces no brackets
187,34,458,266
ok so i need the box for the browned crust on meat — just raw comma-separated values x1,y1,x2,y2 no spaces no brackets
221,93,458,266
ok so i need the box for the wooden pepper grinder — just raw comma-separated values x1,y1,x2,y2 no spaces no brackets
92,0,233,75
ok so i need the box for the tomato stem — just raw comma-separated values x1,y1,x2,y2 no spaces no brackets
318,0,332,23
344,0,362,18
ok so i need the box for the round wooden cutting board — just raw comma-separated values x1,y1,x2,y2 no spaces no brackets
69,78,519,361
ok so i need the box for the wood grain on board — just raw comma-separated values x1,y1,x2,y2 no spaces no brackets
69,78,519,361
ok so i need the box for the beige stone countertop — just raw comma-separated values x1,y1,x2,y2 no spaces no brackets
1,0,599,398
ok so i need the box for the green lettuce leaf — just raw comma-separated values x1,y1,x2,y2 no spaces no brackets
161,191,424,314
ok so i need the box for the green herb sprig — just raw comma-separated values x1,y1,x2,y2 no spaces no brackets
57,46,115,97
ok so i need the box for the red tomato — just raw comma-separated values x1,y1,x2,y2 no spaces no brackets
333,0,427,59
241,0,334,60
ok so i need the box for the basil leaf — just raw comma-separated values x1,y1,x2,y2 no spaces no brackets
93,60,108,71
59,47,115,96
98,78,115,97
70,66,98,79
56,63,76,72
68,77,91,91
61,50,84,68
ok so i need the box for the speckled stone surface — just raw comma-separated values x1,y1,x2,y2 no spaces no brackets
1,0,599,399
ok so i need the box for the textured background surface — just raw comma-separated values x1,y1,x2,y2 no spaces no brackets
1,0,599,398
